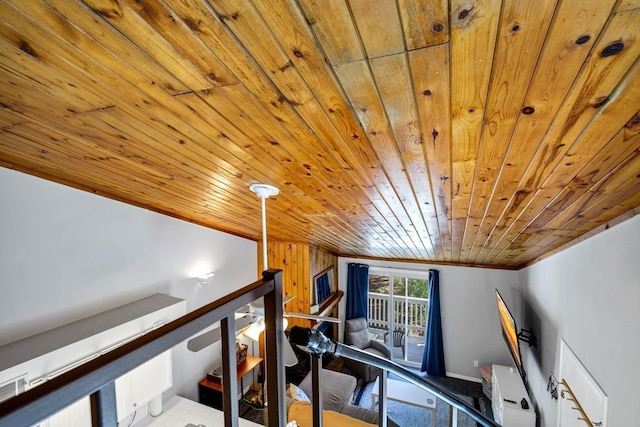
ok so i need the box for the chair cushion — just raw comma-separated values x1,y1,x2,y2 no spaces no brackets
289,384,311,402
345,318,370,349
288,401,376,427
298,369,357,412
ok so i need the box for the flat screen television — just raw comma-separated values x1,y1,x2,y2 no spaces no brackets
495,289,526,381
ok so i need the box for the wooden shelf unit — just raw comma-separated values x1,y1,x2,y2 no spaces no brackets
198,355,263,410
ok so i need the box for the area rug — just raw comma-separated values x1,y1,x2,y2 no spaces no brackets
353,375,493,427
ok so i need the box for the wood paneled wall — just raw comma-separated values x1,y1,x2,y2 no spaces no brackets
258,242,337,328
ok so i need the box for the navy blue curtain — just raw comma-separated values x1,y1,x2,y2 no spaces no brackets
421,269,446,376
345,263,369,320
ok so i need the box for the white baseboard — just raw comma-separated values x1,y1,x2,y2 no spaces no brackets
446,372,483,383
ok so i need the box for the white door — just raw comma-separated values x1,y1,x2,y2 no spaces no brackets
558,340,607,427
368,268,429,366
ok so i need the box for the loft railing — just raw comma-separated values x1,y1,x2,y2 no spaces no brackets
0,270,287,427
1,269,498,427
292,326,501,427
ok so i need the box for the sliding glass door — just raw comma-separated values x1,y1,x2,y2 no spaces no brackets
368,269,429,366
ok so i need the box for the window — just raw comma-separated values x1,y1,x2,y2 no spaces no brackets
368,268,429,365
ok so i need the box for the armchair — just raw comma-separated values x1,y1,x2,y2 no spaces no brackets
343,317,390,382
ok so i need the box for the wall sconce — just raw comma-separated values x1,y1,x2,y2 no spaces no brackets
195,272,215,285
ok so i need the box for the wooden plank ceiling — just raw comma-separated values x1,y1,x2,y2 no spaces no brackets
0,0,638,268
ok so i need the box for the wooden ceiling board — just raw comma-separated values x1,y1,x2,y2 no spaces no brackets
470,0,620,263
0,131,191,216
570,194,640,235
0,115,262,218
34,0,190,96
476,85,640,262
77,0,214,90
514,196,640,266
0,145,182,222
398,0,449,49
483,63,640,264
347,0,405,58
484,134,640,264
297,0,365,65
119,0,238,88
498,126,639,260
246,0,441,259
0,46,109,113
371,53,441,258
461,0,558,261
528,153,640,247
542,143,640,232
617,0,640,13
408,44,452,260
219,0,393,216
0,0,638,268
497,133,640,259
75,100,362,247
335,59,432,259
507,8,640,220
249,1,406,184
449,0,502,262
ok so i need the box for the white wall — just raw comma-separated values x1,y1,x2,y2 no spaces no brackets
337,257,519,380
519,215,640,427
0,167,258,401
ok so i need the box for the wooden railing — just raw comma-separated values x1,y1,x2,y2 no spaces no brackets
0,270,286,427
368,292,428,335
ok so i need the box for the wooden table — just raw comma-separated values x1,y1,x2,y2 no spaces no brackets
371,376,437,427
198,355,263,410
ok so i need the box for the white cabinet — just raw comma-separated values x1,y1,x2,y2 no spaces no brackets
491,364,536,427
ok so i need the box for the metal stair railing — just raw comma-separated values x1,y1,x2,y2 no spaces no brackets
290,326,500,427
0,270,286,427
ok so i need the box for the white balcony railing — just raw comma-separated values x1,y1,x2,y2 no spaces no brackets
368,292,428,336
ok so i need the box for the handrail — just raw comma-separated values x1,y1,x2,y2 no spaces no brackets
369,292,429,304
1,270,497,427
0,269,286,427
290,326,500,427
